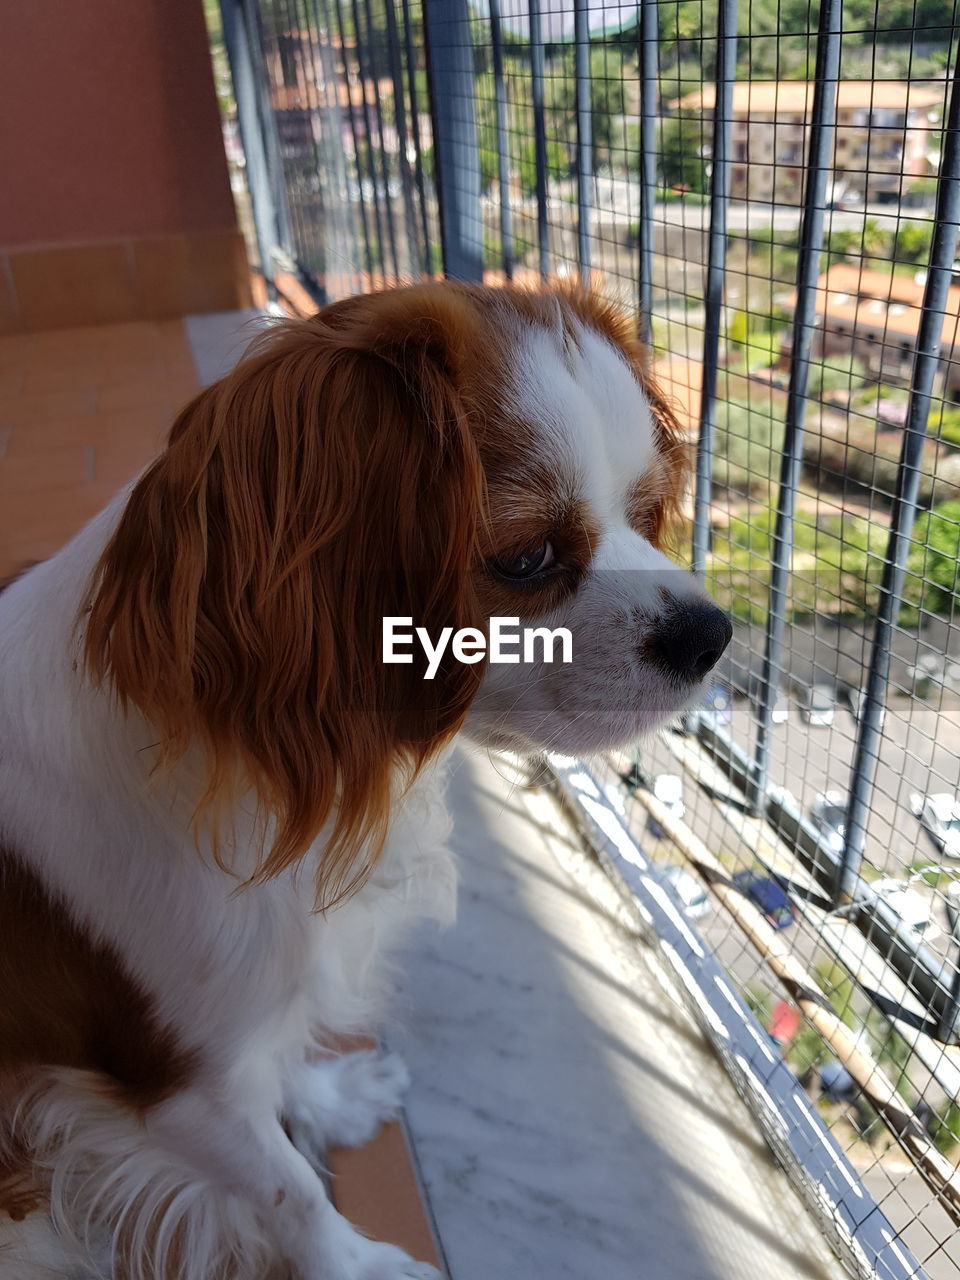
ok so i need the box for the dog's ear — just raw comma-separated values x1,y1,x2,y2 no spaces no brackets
83,298,486,907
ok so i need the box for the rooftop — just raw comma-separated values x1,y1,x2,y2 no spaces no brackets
801,261,960,346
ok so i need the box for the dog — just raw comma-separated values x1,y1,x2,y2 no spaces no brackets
0,282,731,1279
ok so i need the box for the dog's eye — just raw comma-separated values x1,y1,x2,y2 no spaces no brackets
491,542,555,580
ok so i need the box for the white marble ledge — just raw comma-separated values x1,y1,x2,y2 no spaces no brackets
390,747,847,1280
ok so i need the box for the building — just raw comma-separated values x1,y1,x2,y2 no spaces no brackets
672,81,942,205
792,262,960,393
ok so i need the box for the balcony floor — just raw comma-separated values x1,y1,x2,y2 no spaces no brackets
396,747,847,1280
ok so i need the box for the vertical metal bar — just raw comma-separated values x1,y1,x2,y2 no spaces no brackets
690,0,738,576
636,0,658,344
423,0,484,282
270,0,301,264
529,0,550,281
348,0,389,278
939,893,960,1041
401,0,433,274
290,1,319,280
748,0,842,812
219,0,286,295
361,0,402,279
307,0,362,295
292,0,352,297
250,2,296,257
489,0,514,280
573,0,591,281
382,0,422,276
838,57,960,902
326,0,376,280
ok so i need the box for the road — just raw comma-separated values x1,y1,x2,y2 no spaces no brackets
633,695,960,1279
482,180,921,241
728,694,960,880
643,693,960,884
586,176,930,234
634,688,960,1025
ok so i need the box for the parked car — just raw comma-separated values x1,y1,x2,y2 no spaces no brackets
819,1060,859,1103
910,791,960,860
646,774,685,839
799,684,836,727
841,685,886,730
662,865,711,920
872,878,940,942
809,791,848,855
732,870,796,929
770,690,790,724
907,654,946,699
747,674,789,723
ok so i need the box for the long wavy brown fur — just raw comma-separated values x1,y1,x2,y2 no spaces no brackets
82,290,487,909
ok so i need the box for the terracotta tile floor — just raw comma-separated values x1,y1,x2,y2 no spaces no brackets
0,316,442,1274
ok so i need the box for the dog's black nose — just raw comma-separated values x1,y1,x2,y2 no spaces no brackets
648,602,733,682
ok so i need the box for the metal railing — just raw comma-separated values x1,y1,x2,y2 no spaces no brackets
213,1,960,1272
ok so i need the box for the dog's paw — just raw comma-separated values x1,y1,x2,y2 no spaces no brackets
308,1216,440,1280
354,1243,439,1280
285,1051,411,1163
321,1050,411,1148
338,1238,439,1280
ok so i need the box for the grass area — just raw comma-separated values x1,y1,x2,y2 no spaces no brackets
907,860,960,889
708,502,891,623
710,493,960,626
707,384,960,625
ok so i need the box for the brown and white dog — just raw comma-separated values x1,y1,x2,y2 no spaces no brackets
0,283,730,1279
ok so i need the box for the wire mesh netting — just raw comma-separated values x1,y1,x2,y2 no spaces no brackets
214,0,960,1271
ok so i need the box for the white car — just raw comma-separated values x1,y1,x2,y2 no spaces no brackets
799,684,836,727
771,691,790,724
746,675,789,723
653,773,685,817
873,877,940,942
645,774,685,840
662,865,711,920
910,791,960,860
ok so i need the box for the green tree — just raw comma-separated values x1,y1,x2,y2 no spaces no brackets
824,228,863,260
726,311,784,371
908,177,940,205
907,500,960,616
518,140,570,197
807,353,870,398
546,48,630,160
861,219,892,259
932,1101,960,1155
657,113,709,193
896,221,935,265
931,402,960,449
